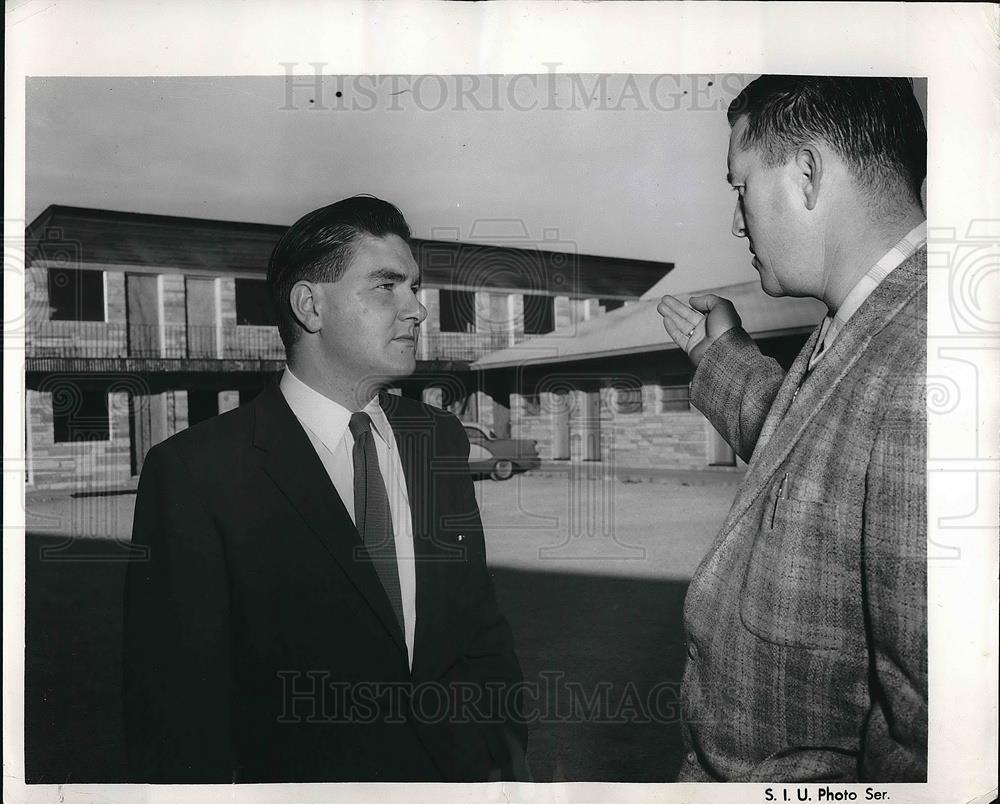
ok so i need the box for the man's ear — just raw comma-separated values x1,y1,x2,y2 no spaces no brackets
795,143,823,211
289,280,323,334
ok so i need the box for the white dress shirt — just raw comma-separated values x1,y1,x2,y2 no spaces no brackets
279,367,417,668
808,220,927,369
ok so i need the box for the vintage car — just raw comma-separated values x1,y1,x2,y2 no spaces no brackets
463,422,541,481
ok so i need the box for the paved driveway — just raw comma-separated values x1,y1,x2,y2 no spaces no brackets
476,470,733,780
23,471,735,782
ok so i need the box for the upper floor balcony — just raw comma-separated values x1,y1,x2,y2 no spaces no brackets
26,321,282,359
25,321,526,372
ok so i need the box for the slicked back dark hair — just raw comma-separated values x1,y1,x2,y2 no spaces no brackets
728,76,926,208
267,195,412,349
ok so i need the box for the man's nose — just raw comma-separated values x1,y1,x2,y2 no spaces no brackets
731,200,747,238
401,291,427,324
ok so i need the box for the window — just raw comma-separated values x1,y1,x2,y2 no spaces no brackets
48,268,105,321
235,279,276,326
600,298,625,313
660,376,692,412
53,389,110,443
439,289,476,333
522,294,554,335
613,385,643,414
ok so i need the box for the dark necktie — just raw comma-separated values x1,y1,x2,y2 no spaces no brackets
349,411,404,636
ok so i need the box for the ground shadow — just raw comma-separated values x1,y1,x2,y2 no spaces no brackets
25,533,690,783
492,567,690,782
24,534,130,783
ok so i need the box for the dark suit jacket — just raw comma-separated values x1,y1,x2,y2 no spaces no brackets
123,382,526,783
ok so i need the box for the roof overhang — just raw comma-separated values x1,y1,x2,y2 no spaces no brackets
471,325,818,370
27,205,672,299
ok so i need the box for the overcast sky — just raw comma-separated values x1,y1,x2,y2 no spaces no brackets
24,74,924,299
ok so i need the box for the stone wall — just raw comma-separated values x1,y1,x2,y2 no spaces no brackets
25,266,49,329
554,295,572,332
106,271,127,322
218,390,240,414
25,268,129,357
219,277,237,356
510,294,525,340
509,378,716,469
27,388,190,491
27,388,133,491
510,392,553,460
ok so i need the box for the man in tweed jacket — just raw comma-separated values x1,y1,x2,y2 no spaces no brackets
659,77,927,781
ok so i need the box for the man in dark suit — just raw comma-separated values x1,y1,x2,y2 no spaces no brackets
123,196,527,782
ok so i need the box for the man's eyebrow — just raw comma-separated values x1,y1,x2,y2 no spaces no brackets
367,268,415,283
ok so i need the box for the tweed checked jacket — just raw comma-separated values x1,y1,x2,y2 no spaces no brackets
678,248,927,782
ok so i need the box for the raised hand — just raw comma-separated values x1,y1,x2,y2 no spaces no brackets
657,293,742,366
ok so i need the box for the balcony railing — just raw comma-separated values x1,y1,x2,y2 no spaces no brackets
26,321,525,363
27,322,286,360
421,330,523,361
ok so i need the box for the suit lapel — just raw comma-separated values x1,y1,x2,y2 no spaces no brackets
252,383,406,656
720,250,927,534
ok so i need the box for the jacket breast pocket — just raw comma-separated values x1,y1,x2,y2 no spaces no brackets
739,494,861,651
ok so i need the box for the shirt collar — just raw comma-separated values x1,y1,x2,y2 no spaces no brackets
832,219,927,331
279,367,393,453
808,220,926,370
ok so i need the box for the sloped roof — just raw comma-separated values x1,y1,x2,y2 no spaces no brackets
472,281,827,369
26,205,671,299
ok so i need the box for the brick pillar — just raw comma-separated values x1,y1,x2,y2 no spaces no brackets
554,295,572,331
164,389,189,435
579,298,599,321
218,390,240,414
25,266,50,331
581,388,601,461
551,389,571,460
105,271,127,322
218,278,236,357
129,392,168,476
474,292,491,332
510,294,525,343
418,288,439,360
